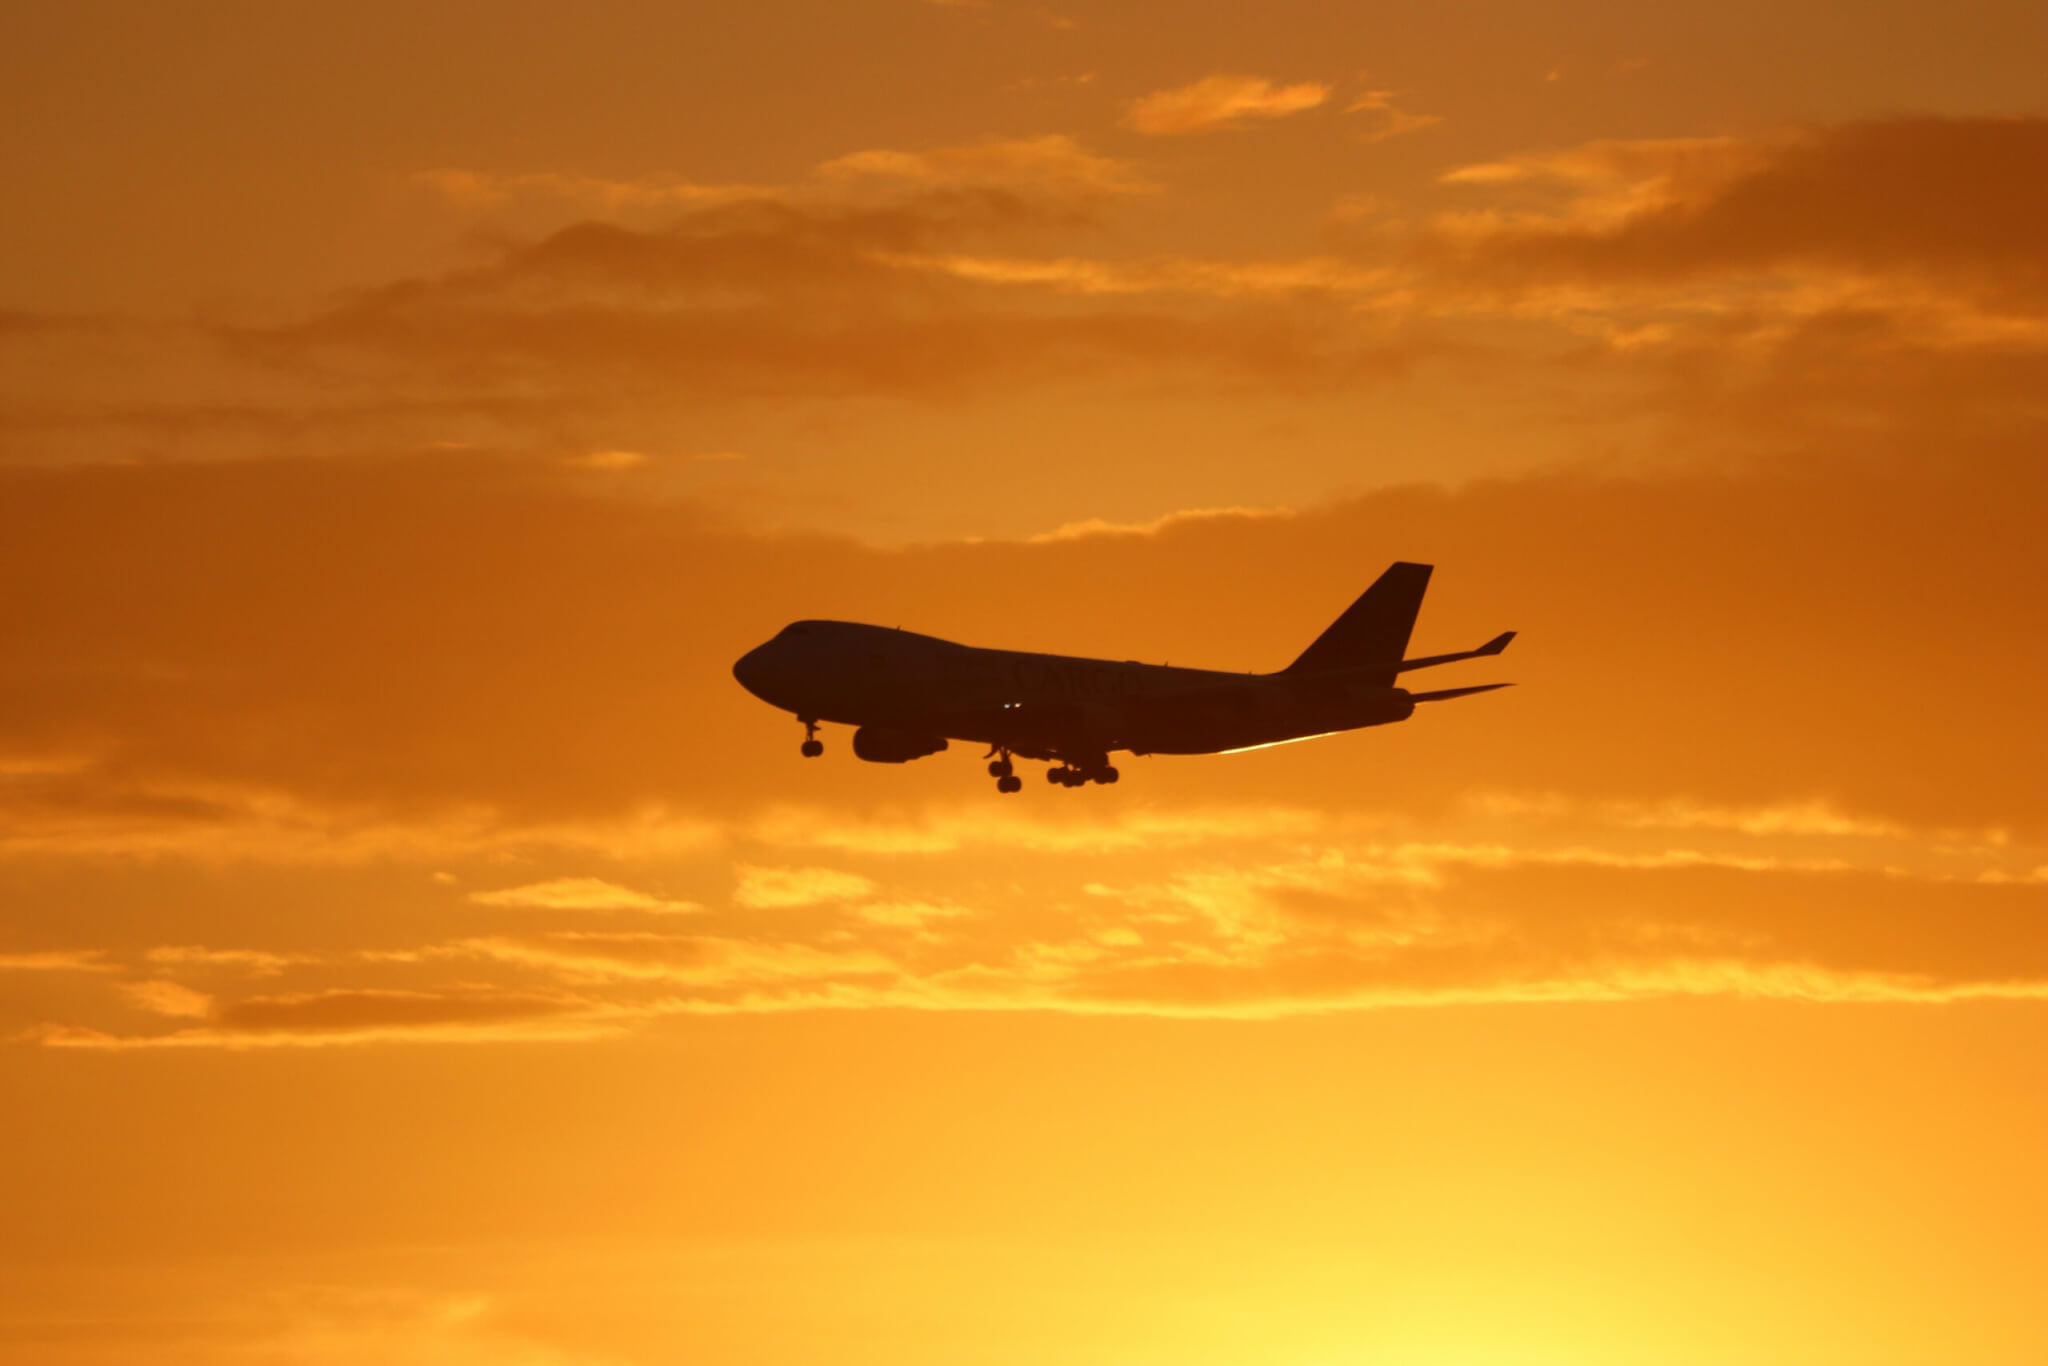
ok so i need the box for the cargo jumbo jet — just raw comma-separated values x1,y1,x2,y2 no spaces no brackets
731,561,1512,793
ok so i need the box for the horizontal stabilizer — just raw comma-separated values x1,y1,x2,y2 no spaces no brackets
1408,682,1513,704
1397,630,1516,674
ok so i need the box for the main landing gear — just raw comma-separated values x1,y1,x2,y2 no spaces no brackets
1048,763,1118,788
986,750,1022,794
799,719,823,758
985,744,1119,791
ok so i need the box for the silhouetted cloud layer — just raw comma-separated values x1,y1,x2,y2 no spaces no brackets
1431,118,2048,295
5,119,2040,478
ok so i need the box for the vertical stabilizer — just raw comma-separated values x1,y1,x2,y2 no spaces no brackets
1284,562,1432,681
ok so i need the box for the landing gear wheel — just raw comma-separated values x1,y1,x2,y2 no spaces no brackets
996,774,1022,794
800,738,824,758
1098,766,1119,784
987,758,1014,779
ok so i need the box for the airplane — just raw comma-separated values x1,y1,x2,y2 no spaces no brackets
731,561,1513,793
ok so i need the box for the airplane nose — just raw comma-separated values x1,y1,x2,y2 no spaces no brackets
732,643,772,697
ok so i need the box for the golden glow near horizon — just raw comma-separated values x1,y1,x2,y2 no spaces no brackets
3,2,2047,1362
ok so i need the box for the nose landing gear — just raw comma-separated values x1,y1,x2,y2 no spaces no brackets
799,719,823,758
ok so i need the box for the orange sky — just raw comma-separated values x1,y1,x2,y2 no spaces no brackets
5,2,2048,1362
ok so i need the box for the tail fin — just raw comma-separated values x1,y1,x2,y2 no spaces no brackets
1284,562,1431,682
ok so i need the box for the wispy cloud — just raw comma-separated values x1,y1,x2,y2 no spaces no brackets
816,134,1152,200
413,168,774,212
561,449,649,471
732,864,879,909
1125,75,1329,135
420,134,1146,225
144,945,312,975
745,804,1329,855
0,950,112,973
28,800,2048,1045
122,979,213,1017
1344,89,1443,143
1024,505,1293,542
40,988,620,1049
1429,119,2048,299
469,877,702,915
442,933,900,988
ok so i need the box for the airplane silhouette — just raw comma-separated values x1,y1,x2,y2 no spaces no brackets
732,561,1513,792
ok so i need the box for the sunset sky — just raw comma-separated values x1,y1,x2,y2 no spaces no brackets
5,2,2048,1361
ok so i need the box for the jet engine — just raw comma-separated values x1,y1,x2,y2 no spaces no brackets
1379,691,1418,724
852,726,949,763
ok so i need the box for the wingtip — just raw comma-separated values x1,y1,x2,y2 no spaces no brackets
1479,630,1517,655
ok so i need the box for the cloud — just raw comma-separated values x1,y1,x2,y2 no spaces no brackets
469,877,701,914
970,857,2048,1017
879,250,1394,298
854,900,974,929
684,858,2048,1016
413,169,774,213
816,135,1152,201
123,978,212,1017
0,950,111,972
1439,135,1748,195
1429,118,2048,299
232,209,1384,404
1396,119,2048,362
562,449,648,471
41,988,615,1048
745,804,1329,854
144,945,311,975
0,765,728,863
124,124,2005,444
1585,798,1917,841
442,932,900,988
1024,505,1294,542
25,788,2048,1039
732,864,880,909
213,987,584,1033
1125,75,1329,136
10,119,2044,482
419,135,1144,232
225,1289,628,1366
1345,90,1444,144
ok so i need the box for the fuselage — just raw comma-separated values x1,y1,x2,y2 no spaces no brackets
731,619,1417,762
